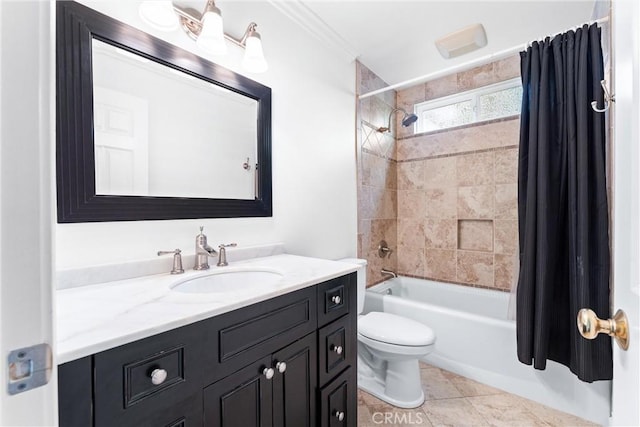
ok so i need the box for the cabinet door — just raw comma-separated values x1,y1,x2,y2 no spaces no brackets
272,333,317,427
319,367,356,427
203,355,274,427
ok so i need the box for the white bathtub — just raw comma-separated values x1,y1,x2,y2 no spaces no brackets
365,277,610,425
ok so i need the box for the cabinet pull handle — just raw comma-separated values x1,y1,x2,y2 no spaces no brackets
333,410,345,421
275,361,287,373
331,345,343,355
262,367,275,380
331,295,341,304
150,368,168,385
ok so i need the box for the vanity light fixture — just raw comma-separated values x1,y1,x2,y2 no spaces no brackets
139,0,268,73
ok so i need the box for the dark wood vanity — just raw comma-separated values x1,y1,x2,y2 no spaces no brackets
58,273,357,427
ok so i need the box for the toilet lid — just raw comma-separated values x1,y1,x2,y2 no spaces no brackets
358,312,435,346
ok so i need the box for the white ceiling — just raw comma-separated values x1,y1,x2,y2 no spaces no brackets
294,0,597,87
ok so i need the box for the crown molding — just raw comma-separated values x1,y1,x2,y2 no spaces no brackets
266,0,359,62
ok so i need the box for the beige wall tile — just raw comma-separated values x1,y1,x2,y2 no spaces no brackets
398,161,424,190
425,188,457,219
457,251,494,287
424,249,456,281
494,55,521,82
424,74,459,100
358,185,374,220
424,157,457,188
371,189,397,219
397,245,425,277
458,186,494,219
369,219,397,252
495,254,517,290
398,219,426,249
398,190,426,219
366,248,397,286
457,62,495,91
495,184,517,219
495,148,519,184
397,84,426,112
457,152,495,186
458,220,494,252
425,219,457,249
385,160,397,190
396,118,520,161
494,219,518,255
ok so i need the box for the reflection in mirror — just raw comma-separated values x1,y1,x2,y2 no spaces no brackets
92,39,258,200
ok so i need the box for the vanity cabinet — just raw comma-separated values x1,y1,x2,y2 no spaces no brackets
58,273,357,427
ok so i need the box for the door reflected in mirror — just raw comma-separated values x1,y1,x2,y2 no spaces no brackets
92,39,258,200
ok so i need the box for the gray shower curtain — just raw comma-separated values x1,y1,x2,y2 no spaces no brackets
516,24,612,382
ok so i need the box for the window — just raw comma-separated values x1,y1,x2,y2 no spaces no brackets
414,78,522,133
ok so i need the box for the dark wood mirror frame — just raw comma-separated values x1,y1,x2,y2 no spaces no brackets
56,1,272,223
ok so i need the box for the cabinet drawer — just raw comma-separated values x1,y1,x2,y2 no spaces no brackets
319,367,357,427
94,325,201,426
204,285,317,383
318,315,353,386
317,273,355,327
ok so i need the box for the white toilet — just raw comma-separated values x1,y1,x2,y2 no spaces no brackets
339,258,436,409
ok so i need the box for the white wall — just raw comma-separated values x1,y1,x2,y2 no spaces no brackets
57,1,358,269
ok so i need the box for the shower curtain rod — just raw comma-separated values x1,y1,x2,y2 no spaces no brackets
359,16,610,99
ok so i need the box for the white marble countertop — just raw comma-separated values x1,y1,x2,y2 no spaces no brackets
57,254,359,364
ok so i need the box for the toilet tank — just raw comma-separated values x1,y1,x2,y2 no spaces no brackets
337,258,367,314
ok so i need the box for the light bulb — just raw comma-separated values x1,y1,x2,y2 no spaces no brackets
242,33,268,73
138,1,179,32
196,10,227,56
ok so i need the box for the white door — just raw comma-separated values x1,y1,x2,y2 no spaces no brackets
0,1,57,425
610,0,640,425
94,86,149,196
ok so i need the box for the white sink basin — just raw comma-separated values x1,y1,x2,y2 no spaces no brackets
170,268,284,294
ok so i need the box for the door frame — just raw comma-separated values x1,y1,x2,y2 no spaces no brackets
610,0,640,425
0,0,57,425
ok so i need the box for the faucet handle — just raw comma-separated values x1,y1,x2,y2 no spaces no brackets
157,249,185,275
218,243,237,249
216,243,237,267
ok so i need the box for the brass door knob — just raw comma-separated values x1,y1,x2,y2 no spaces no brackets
577,308,629,350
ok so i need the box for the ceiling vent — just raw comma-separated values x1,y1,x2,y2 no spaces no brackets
435,23,487,59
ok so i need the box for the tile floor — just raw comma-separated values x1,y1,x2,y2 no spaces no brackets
357,363,599,427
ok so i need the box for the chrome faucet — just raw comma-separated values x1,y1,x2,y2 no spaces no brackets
194,226,217,270
381,269,397,279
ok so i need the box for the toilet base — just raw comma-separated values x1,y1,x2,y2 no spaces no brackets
357,356,425,409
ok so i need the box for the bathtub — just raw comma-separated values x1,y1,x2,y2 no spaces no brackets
365,277,610,425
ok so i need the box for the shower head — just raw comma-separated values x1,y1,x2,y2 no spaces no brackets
377,108,418,133
402,112,418,127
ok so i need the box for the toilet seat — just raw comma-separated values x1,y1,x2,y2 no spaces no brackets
358,312,436,346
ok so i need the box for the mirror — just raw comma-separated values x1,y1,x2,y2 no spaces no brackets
56,2,272,222
92,40,258,200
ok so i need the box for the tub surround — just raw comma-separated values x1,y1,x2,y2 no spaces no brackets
57,253,359,364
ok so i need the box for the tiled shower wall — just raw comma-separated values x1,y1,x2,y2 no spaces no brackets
356,62,398,286
395,56,521,291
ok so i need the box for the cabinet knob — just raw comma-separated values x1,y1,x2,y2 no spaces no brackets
331,345,343,355
275,361,287,373
262,367,275,380
150,368,168,385
333,410,345,421
331,295,341,304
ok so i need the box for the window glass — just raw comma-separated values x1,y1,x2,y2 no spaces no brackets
414,78,521,133
421,100,473,132
478,85,523,121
